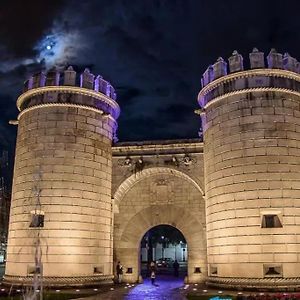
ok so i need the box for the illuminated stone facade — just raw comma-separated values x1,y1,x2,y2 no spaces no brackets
4,48,300,290
4,68,119,286
112,140,206,284
198,49,300,289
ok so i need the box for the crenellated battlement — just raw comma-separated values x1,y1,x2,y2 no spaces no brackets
23,66,117,100
18,66,120,120
201,48,300,88
197,48,300,289
198,48,300,109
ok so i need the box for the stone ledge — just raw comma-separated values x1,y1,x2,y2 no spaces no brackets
3,274,114,287
113,139,203,155
207,276,300,291
17,87,120,121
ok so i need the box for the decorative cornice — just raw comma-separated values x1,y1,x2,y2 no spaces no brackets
207,276,300,290
16,85,120,118
113,139,203,155
3,274,113,287
203,87,300,110
198,68,300,101
17,102,117,126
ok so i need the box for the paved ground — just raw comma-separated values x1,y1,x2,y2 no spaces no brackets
76,276,187,300
124,277,186,300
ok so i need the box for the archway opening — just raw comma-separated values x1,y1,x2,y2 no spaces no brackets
140,224,187,279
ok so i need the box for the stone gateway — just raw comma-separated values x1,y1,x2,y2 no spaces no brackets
4,49,300,290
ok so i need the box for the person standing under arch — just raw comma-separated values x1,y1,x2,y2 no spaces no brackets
150,261,157,285
116,261,123,284
173,260,179,277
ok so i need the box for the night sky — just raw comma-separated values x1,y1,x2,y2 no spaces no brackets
1,0,300,154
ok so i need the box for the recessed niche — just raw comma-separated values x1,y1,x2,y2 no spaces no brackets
29,210,44,228
261,215,282,228
264,265,282,278
94,266,103,274
27,265,42,275
210,265,218,276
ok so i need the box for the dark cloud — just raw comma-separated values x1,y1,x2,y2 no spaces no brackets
154,87,170,98
117,87,142,105
117,116,166,141
0,0,66,58
158,104,192,124
1,0,300,152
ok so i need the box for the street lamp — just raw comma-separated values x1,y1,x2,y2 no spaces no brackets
161,236,164,259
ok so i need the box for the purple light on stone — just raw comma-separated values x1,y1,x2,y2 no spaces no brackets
80,74,83,88
222,64,227,76
40,73,46,87
94,81,99,91
126,277,184,298
106,84,110,97
94,75,102,92
28,77,33,90
198,96,205,108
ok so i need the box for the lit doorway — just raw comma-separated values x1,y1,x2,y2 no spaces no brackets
140,225,187,278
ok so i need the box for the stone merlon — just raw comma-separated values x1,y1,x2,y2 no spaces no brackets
23,66,117,101
198,48,300,109
19,66,120,120
201,48,300,89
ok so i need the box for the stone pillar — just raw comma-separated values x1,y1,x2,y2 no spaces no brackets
4,68,120,286
198,50,300,290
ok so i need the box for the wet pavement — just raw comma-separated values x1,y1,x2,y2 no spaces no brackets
76,276,187,300
124,276,186,300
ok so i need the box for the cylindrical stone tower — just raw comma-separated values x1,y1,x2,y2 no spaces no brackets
4,67,120,286
198,49,300,289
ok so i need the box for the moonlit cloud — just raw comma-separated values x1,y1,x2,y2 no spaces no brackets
1,0,300,152
35,21,86,70
0,45,36,73
0,13,86,73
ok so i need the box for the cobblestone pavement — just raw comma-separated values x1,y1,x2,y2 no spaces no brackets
76,276,187,300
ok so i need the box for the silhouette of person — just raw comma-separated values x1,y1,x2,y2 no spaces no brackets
173,260,179,277
116,261,123,283
150,261,156,285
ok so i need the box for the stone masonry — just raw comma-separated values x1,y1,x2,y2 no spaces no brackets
112,140,206,283
4,68,120,286
198,49,300,289
4,48,300,290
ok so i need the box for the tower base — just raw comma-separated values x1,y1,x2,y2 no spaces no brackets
3,274,114,288
207,276,300,291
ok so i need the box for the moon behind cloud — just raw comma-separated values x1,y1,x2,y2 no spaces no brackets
35,26,85,70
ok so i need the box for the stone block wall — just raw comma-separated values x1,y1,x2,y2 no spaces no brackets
203,91,300,278
5,67,119,286
112,140,206,283
198,51,300,288
6,106,114,281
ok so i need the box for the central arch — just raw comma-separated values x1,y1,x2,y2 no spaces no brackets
114,204,207,283
140,224,188,278
113,166,206,283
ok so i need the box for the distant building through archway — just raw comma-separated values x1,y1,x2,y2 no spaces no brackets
140,224,188,278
